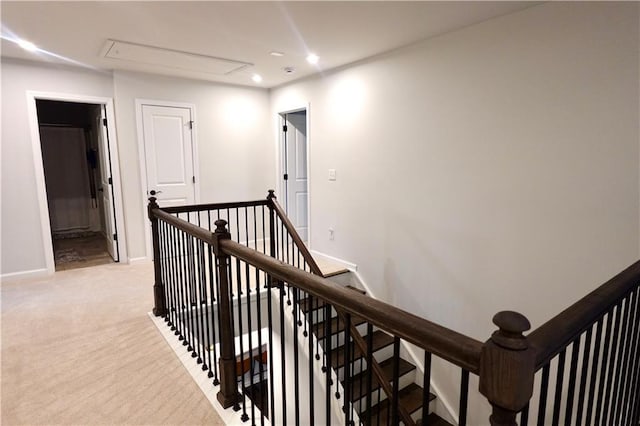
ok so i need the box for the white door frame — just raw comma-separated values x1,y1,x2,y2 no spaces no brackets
276,103,311,246
135,99,200,260
27,91,128,275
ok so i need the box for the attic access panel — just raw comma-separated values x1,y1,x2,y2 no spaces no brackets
102,40,252,75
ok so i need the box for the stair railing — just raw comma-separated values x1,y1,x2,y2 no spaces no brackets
148,191,640,426
268,190,418,425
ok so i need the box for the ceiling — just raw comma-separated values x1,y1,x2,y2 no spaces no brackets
1,1,539,89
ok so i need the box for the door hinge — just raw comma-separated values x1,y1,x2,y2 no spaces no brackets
283,173,288,181
192,176,196,184
103,118,107,126
189,120,194,129
108,177,113,185
113,233,118,241
282,125,288,132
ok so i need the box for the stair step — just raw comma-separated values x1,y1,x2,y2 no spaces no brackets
417,413,454,426
330,330,394,369
346,358,416,402
361,383,434,426
345,284,366,294
313,314,366,340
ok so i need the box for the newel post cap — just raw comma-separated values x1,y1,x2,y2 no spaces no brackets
267,189,276,200
214,219,228,234
147,197,159,220
491,311,531,351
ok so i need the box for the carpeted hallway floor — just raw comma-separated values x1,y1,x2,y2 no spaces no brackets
1,262,225,425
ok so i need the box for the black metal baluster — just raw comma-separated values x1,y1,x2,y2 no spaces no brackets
280,284,287,425
537,364,551,426
267,272,276,424
594,307,615,426
188,233,198,359
199,239,209,370
245,262,256,421
459,369,469,426
236,258,248,422
585,319,604,426
179,228,189,348
171,224,181,336
194,236,204,364
293,287,300,426
613,292,634,425
602,301,624,423
391,337,401,426
575,326,593,425
365,323,374,426
551,349,566,425
621,289,640,425
563,337,581,425
308,293,315,426
325,303,332,426
343,314,352,424
423,351,432,426
207,243,219,384
158,221,169,322
626,289,640,425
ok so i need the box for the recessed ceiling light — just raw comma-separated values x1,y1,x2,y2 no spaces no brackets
306,53,319,64
252,74,263,83
270,51,284,57
17,39,37,52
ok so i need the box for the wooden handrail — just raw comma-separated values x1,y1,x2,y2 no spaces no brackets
220,238,483,373
528,260,640,368
268,193,324,277
162,198,268,214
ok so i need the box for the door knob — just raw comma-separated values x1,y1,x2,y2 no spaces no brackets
149,190,162,196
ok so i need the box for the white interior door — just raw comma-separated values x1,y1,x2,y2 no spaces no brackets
141,104,196,207
97,105,119,261
283,111,309,241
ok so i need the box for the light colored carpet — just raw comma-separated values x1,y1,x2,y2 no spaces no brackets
1,262,225,426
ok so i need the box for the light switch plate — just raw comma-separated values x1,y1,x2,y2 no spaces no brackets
328,169,336,181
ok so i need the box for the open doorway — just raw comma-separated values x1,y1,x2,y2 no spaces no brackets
279,108,309,242
36,100,119,271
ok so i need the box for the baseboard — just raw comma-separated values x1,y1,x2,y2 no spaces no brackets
128,256,149,264
1,268,50,283
309,250,358,271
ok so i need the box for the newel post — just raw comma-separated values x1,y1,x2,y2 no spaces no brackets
211,219,240,410
479,311,536,426
148,197,166,317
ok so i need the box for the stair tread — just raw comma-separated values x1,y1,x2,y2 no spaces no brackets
361,383,434,425
346,357,416,401
313,314,366,340
330,330,395,369
417,413,454,426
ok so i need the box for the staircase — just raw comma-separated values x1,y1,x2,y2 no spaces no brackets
300,269,452,426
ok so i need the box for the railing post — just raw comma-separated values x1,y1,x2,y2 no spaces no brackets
479,311,536,426
267,189,276,259
148,197,166,317
211,219,240,410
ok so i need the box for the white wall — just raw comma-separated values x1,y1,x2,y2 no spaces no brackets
271,2,639,340
113,71,273,260
1,59,114,276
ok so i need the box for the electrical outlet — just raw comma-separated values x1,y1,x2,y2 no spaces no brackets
328,169,336,181
328,228,335,241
